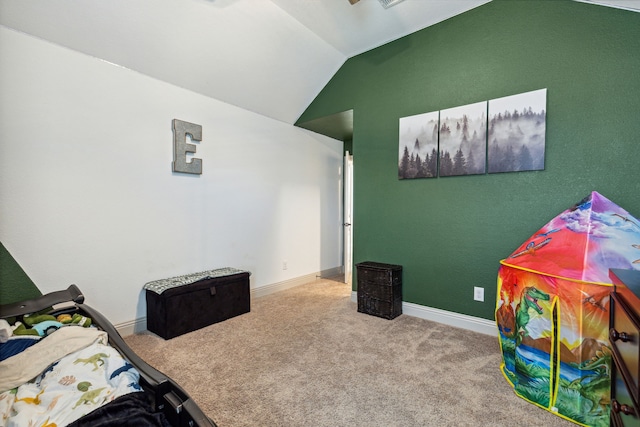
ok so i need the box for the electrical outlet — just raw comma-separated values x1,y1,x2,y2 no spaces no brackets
283,260,288,270
473,286,484,302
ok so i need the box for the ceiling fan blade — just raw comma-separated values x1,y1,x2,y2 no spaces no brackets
348,0,360,4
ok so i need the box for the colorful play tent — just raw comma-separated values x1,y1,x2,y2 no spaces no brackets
496,191,640,427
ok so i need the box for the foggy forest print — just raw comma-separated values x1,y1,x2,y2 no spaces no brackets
398,88,547,180
439,101,487,177
488,88,546,173
398,111,439,179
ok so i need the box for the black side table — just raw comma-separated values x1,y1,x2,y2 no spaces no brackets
356,261,402,319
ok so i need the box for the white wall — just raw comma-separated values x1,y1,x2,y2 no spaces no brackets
0,26,343,325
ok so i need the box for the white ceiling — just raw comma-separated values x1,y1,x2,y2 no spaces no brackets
270,0,492,58
1,0,638,124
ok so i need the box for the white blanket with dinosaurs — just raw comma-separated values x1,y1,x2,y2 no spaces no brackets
0,327,141,427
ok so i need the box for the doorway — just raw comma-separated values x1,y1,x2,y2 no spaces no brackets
343,151,353,285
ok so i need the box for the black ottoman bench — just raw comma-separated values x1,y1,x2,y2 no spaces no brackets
144,267,251,339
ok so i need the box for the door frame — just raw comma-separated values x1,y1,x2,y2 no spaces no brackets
343,151,353,285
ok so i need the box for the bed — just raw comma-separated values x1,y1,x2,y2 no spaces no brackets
0,285,217,427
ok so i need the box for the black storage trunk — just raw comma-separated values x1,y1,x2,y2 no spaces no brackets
356,261,402,320
146,271,250,339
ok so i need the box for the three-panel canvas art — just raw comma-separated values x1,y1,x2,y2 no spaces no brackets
398,88,547,179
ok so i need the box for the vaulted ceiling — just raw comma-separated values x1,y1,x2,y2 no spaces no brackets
1,0,638,125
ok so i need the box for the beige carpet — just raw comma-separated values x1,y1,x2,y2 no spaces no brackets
125,278,576,427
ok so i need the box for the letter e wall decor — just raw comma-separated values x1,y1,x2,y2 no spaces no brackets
172,119,203,175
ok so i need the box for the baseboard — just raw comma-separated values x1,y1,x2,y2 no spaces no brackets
115,317,147,337
250,267,343,299
117,268,344,336
351,291,497,336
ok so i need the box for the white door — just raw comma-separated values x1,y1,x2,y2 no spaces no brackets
344,151,354,285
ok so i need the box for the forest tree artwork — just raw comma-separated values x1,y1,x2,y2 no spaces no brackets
439,101,487,177
398,111,439,179
398,89,547,180
488,88,547,173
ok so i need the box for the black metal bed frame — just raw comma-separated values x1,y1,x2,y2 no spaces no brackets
0,285,216,427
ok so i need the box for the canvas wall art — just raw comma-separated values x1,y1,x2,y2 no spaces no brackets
438,101,487,177
398,111,439,179
488,88,547,173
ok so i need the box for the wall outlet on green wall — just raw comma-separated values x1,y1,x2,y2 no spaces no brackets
473,287,485,302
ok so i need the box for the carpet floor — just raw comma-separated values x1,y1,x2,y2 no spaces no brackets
125,278,577,426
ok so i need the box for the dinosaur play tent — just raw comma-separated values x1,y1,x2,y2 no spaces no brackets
496,191,640,427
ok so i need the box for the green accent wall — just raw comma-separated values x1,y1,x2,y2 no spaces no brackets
0,241,41,305
297,0,640,320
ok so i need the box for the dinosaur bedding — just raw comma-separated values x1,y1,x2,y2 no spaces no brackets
0,325,144,427
0,284,215,427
